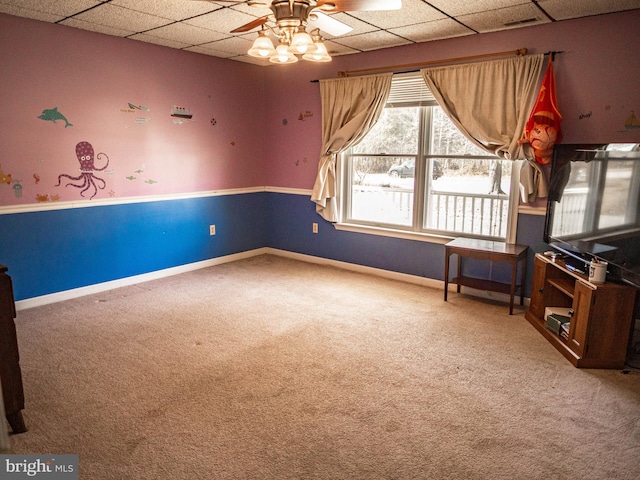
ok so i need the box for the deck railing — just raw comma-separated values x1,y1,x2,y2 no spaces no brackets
351,185,510,238
428,190,509,238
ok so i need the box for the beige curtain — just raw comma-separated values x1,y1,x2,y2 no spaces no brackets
421,55,544,158
421,54,547,198
519,159,549,203
311,73,392,222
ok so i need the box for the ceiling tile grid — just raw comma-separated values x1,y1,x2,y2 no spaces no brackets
538,0,640,20
388,18,473,43
111,0,219,21
60,16,138,37
0,0,100,23
427,0,532,17
332,29,413,52
0,0,102,17
183,8,257,32
458,3,552,33
189,35,254,56
341,0,444,30
70,3,174,32
141,21,228,44
1,0,639,64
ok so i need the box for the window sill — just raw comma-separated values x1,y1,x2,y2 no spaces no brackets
334,223,454,245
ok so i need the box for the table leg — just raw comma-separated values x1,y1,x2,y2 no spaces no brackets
456,255,462,293
509,259,517,315
444,250,450,301
519,256,527,306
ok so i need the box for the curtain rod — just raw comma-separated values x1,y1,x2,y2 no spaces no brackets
311,49,562,82
337,48,528,77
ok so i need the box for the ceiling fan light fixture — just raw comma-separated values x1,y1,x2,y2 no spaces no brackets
247,30,276,58
302,33,331,62
289,26,314,54
270,42,298,64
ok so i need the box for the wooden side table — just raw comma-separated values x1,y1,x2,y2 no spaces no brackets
0,264,27,433
444,238,528,315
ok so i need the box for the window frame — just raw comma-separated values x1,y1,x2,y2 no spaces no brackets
337,82,521,244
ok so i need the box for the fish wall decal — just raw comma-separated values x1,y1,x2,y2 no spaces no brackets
38,107,73,127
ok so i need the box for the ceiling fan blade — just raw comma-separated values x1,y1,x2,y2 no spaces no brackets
230,15,270,33
307,11,353,36
316,0,402,12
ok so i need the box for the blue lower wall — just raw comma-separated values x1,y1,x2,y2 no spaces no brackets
265,192,547,296
0,193,268,300
0,191,547,301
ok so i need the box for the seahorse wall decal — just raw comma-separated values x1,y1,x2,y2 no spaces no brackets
38,107,73,127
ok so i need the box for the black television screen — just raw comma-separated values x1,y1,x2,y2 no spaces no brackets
544,143,640,287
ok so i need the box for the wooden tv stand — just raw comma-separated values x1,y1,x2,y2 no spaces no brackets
525,253,638,369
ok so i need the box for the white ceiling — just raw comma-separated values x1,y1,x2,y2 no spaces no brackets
2,0,639,65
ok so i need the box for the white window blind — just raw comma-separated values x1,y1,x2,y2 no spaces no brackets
386,71,436,106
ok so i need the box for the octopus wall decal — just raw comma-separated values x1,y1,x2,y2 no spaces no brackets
56,141,109,199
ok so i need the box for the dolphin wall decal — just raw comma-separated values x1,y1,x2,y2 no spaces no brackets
38,107,73,127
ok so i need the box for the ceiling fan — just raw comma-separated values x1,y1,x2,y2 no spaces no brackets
193,0,402,63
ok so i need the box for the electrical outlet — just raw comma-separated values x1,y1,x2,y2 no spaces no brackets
209,225,216,236
312,223,318,234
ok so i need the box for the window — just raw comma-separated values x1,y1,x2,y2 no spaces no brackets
341,73,518,242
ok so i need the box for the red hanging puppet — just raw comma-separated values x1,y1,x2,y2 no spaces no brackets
520,57,562,164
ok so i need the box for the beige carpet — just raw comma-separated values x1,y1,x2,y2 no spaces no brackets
7,254,640,479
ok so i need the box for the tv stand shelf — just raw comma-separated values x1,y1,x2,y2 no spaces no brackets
547,277,575,298
525,254,638,369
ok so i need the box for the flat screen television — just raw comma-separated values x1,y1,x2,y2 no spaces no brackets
544,143,640,288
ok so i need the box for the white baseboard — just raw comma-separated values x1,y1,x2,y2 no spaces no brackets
15,248,269,311
16,247,528,311
264,248,530,308
264,248,444,289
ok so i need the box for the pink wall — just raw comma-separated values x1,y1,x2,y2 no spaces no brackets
0,14,267,206
1,10,639,205
262,9,640,190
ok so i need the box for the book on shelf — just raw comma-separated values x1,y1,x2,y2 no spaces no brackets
546,313,571,335
560,322,570,340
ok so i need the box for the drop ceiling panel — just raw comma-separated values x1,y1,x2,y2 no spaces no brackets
538,0,640,20
0,5,64,23
229,3,271,17
60,17,138,37
459,4,552,33
389,18,474,43
333,30,412,52
323,39,360,56
71,3,173,32
144,21,227,44
194,35,254,55
184,8,258,33
346,0,445,29
0,0,101,17
1,0,638,64
427,0,531,16
111,0,219,21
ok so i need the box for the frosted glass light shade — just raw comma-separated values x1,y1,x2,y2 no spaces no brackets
248,32,276,58
270,43,298,64
302,38,331,62
289,28,314,54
